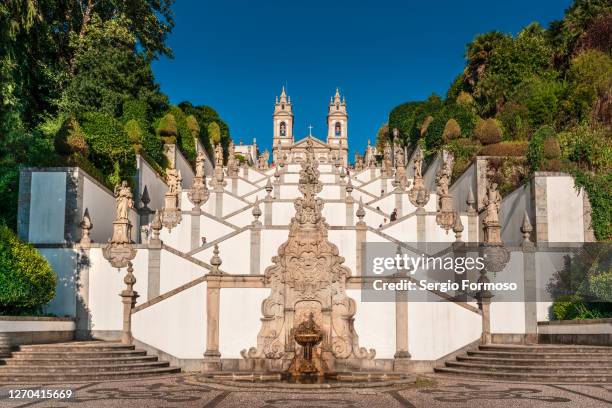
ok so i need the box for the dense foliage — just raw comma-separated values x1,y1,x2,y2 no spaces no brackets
0,0,232,230
0,224,56,315
0,1,231,314
388,0,612,243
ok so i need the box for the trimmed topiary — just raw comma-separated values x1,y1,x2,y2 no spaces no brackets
443,118,462,141
157,113,177,144
0,224,56,315
186,115,200,138
475,118,503,145
124,119,144,146
420,115,434,138
543,135,561,159
479,141,529,156
207,121,221,145
54,116,89,157
456,91,475,107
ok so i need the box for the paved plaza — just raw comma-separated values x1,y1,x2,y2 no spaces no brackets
0,374,611,408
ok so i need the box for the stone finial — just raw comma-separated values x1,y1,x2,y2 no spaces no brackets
466,188,476,215
356,197,366,225
79,209,93,245
210,244,222,275
140,186,151,210
150,209,162,243
521,211,533,244
265,177,273,198
274,166,280,181
339,167,346,181
453,215,464,242
252,197,262,222
346,177,354,194
120,261,139,344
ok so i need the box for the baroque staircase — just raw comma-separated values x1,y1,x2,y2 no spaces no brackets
435,344,612,382
0,341,180,382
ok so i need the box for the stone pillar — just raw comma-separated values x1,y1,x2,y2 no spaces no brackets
521,212,537,344
264,196,273,226
476,269,493,345
231,177,238,195
147,245,161,301
355,224,367,276
250,202,262,275
395,190,403,218
273,179,281,199
120,262,139,344
533,175,548,243
394,278,410,371
75,247,91,339
345,199,354,226
416,207,426,243
190,208,201,251
214,188,223,218
203,246,222,372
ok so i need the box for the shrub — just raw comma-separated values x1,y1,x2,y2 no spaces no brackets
442,119,461,141
0,224,56,315
157,113,177,143
122,99,149,125
124,119,144,146
497,102,532,140
168,106,196,162
54,116,88,157
527,125,555,171
543,135,561,159
186,115,200,138
421,115,433,137
456,91,475,107
80,112,135,186
208,121,221,145
479,141,529,156
475,118,503,144
509,76,562,130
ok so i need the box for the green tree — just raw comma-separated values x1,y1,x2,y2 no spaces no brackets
208,121,221,146
61,14,167,117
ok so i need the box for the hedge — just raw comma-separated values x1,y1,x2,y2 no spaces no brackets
0,224,56,315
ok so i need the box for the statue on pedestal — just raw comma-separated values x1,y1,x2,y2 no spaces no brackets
103,181,136,268
435,151,456,231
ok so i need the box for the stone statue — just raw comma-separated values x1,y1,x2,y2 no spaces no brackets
483,182,501,226
383,140,393,175
435,151,455,231
214,143,223,167
413,146,423,179
166,168,182,196
227,140,238,177
436,152,454,197
114,181,134,221
195,151,206,179
395,144,405,168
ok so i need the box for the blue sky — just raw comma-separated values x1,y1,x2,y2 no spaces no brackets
152,0,572,156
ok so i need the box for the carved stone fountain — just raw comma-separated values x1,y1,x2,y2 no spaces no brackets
241,139,375,375
287,313,326,378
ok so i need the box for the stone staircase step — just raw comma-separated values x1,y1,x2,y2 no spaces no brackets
456,356,612,367
10,350,148,359
0,367,181,383
0,341,180,382
434,367,612,382
479,345,612,353
17,343,135,353
2,355,159,366
467,350,608,359
0,361,169,374
445,361,611,374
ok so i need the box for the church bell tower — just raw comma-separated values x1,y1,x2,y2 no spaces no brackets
327,88,348,165
272,86,294,163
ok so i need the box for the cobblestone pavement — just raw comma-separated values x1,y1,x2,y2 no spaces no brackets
0,374,611,408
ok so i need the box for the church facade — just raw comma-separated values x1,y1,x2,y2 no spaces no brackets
272,87,349,165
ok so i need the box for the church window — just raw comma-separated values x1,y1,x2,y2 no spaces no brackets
335,122,341,136
281,104,285,110
280,122,286,136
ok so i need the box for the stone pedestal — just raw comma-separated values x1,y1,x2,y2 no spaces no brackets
436,193,456,231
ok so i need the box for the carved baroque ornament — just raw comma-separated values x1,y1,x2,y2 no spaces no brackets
242,139,375,363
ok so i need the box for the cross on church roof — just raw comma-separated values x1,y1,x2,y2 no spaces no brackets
308,124,314,136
